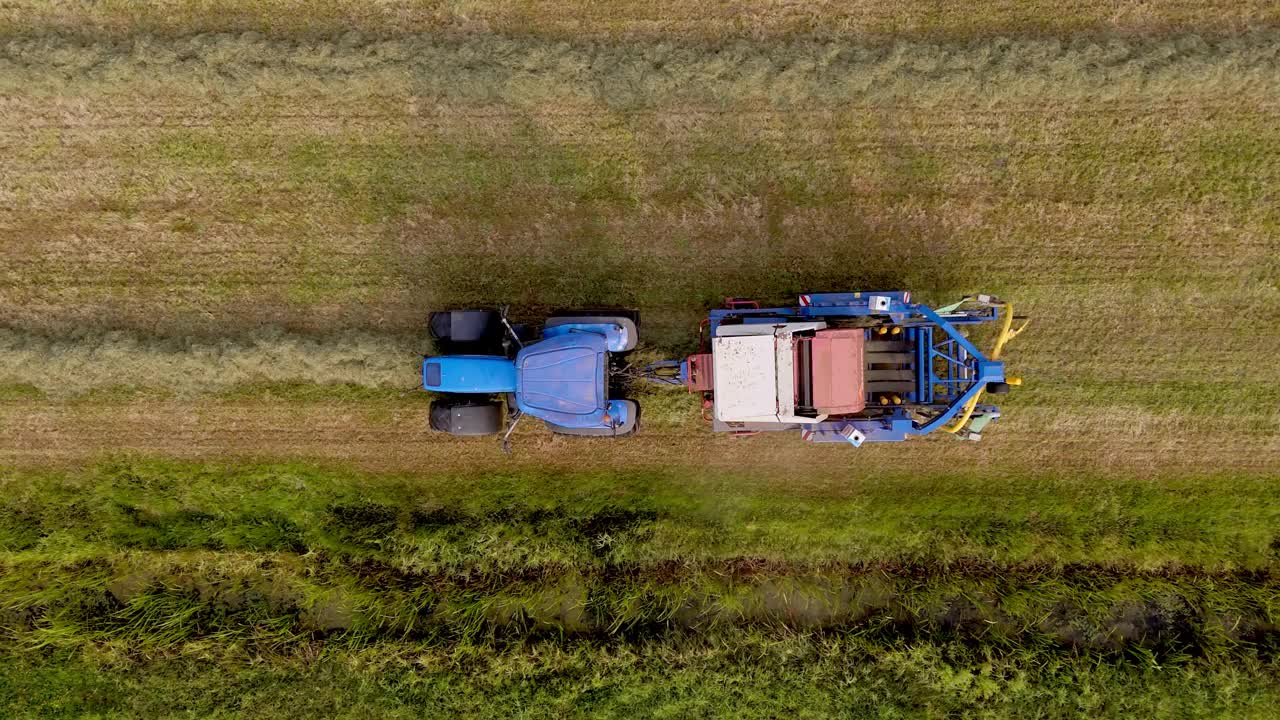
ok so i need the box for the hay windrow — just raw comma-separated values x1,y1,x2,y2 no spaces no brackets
1,33,1277,106
0,328,421,395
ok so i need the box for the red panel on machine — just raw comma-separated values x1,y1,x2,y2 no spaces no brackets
810,329,866,414
686,353,714,392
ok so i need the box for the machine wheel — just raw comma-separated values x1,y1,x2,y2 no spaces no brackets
545,313,638,352
985,382,1011,394
547,400,639,438
429,399,504,436
429,310,500,352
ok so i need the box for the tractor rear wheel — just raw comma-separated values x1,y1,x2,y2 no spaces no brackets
429,399,504,436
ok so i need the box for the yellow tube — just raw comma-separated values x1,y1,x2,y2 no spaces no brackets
942,302,1018,434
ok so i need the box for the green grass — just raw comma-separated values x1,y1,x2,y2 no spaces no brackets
3,459,1277,570
3,635,1279,720
152,132,231,169
2,459,1275,671
3,542,1278,685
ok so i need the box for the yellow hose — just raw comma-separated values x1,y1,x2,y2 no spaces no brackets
942,301,1022,434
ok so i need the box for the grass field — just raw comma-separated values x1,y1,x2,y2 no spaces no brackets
1,1,1279,717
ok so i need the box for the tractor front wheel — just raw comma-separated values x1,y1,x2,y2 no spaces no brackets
429,310,501,353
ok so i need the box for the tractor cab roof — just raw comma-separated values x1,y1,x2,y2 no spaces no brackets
515,331,607,425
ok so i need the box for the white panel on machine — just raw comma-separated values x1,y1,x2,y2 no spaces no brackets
715,321,827,337
774,333,795,418
711,335,778,422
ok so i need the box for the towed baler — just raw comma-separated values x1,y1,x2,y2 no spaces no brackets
645,292,1027,445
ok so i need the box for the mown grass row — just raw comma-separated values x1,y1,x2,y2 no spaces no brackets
0,329,424,396
2,374,1278,421
3,459,1277,569
5,32,1278,108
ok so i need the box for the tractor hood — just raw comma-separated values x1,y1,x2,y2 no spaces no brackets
423,355,517,394
515,332,608,425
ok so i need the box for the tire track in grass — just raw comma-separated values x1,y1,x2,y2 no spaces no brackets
0,393,1276,475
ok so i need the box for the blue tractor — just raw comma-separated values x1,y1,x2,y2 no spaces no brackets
424,293,1026,447
424,310,640,443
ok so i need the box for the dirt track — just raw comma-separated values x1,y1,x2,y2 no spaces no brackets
1,397,1275,480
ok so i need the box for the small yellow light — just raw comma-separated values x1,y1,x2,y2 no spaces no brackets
1007,377,1023,386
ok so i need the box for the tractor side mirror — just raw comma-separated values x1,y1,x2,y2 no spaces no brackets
497,305,524,350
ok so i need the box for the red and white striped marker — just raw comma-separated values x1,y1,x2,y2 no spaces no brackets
799,294,812,307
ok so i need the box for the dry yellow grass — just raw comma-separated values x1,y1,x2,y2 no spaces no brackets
0,26,1277,478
